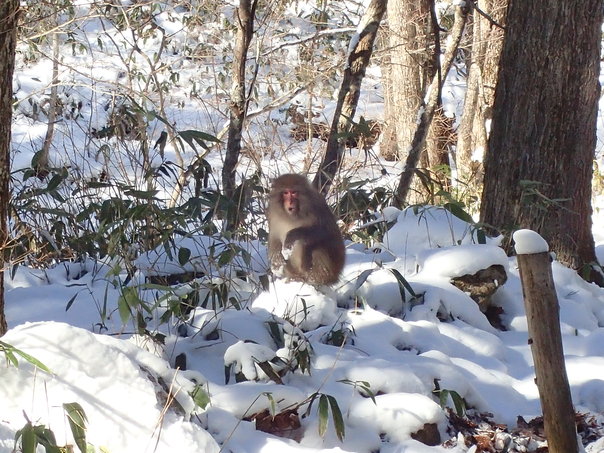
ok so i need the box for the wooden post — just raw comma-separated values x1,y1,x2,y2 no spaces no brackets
514,230,577,453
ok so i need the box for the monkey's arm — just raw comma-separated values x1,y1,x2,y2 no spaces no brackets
283,225,332,250
268,235,306,280
268,236,286,269
283,226,333,272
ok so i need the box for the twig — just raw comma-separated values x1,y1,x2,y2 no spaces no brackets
470,0,505,30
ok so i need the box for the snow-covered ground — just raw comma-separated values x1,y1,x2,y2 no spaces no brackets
4,2,604,452
3,206,604,453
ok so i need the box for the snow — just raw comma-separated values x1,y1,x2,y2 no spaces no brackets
417,244,508,278
382,206,494,271
513,229,549,255
0,322,220,453
3,205,604,452
3,2,604,452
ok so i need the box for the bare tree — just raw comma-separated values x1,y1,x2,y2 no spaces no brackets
383,0,460,203
0,0,19,335
381,0,432,163
456,0,506,189
313,0,387,194
222,1,257,206
394,5,469,206
480,0,603,285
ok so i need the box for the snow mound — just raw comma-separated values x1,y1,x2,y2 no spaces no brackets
0,322,219,453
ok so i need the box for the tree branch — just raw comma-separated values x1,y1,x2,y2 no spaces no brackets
313,0,387,194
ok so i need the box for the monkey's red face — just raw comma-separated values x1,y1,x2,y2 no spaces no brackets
282,189,299,215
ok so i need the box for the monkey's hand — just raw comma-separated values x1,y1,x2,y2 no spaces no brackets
281,245,294,261
272,261,286,277
269,249,287,277
283,228,307,252
282,234,298,259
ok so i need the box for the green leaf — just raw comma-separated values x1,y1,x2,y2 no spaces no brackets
123,188,159,199
476,228,487,244
85,180,113,189
30,149,46,169
3,347,19,367
265,321,284,348
139,283,175,291
304,392,319,417
0,340,52,373
389,268,417,298
35,426,60,453
438,389,449,408
23,168,36,181
358,382,377,404
263,392,277,417
117,286,138,324
318,394,329,438
63,402,88,453
217,248,235,267
191,384,211,410
224,363,232,384
296,347,312,375
19,422,37,453
177,129,221,152
443,202,474,224
435,388,466,417
178,247,191,266
46,173,65,192
327,395,345,441
255,360,283,385
449,390,466,417
65,292,79,311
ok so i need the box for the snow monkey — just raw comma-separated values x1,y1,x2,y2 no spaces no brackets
267,174,345,286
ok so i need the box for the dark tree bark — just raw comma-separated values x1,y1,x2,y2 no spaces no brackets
222,1,256,202
313,0,387,194
0,0,19,335
480,0,603,284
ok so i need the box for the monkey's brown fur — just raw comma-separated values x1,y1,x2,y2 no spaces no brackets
267,174,345,286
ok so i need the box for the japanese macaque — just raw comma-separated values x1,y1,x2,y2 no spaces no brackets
267,174,345,286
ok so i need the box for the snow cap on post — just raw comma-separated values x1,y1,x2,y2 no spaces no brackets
513,229,549,255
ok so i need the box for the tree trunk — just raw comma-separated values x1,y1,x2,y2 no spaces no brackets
394,5,469,207
424,5,452,187
381,0,432,162
0,0,19,336
378,27,397,162
480,0,603,285
516,248,578,453
222,0,255,202
313,0,387,194
425,107,455,191
36,16,60,179
385,1,461,203
456,0,506,190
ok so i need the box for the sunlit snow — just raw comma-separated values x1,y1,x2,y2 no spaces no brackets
3,2,604,452
4,206,604,452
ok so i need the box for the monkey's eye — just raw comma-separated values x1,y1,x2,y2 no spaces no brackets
283,190,298,200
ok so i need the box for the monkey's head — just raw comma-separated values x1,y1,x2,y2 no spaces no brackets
270,173,312,218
